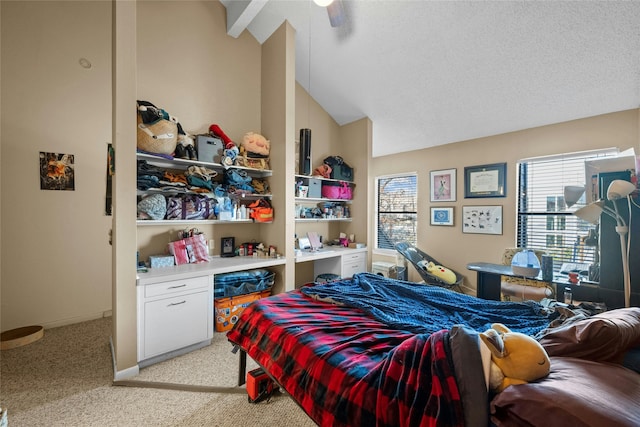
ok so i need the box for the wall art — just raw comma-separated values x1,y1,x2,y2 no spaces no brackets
462,205,503,234
430,168,456,202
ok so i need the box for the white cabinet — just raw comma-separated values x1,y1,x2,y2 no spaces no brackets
341,251,366,278
307,248,367,280
137,275,213,363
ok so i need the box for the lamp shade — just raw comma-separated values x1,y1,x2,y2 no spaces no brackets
574,200,605,224
564,185,585,208
511,249,541,278
606,179,635,201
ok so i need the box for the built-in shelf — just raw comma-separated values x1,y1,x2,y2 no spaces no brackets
138,152,272,178
295,197,350,204
137,219,264,226
294,174,354,185
294,218,352,223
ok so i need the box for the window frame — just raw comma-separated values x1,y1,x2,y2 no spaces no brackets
516,148,618,271
374,172,418,255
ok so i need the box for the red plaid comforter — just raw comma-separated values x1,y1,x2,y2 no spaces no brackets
227,290,464,427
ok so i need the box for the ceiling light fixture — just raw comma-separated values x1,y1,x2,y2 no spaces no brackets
313,0,334,6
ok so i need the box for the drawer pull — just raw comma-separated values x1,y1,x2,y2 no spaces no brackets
168,284,187,289
168,300,186,307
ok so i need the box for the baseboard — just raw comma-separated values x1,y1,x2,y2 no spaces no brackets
137,339,212,369
110,336,140,381
40,310,112,330
459,284,476,296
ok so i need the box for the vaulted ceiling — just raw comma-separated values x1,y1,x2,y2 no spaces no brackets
221,0,640,157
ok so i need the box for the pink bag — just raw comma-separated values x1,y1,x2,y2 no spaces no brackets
321,181,352,200
168,239,189,265
168,234,209,265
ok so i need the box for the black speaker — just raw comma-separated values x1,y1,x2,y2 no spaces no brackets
299,128,311,175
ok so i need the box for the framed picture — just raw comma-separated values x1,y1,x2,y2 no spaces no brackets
462,205,503,234
220,236,235,257
464,162,506,198
430,207,454,226
430,168,456,202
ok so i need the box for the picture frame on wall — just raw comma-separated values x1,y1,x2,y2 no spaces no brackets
462,205,503,234
430,207,454,226
430,168,456,202
464,162,506,198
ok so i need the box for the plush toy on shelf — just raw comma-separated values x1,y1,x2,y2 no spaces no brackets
479,323,551,392
241,132,270,158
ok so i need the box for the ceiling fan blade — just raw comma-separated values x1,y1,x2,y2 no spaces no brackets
327,0,345,27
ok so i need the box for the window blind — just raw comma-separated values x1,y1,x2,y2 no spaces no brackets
376,174,417,249
517,149,617,269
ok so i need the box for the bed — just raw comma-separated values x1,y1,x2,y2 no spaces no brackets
227,273,640,427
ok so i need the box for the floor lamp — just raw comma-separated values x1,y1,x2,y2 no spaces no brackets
573,180,635,307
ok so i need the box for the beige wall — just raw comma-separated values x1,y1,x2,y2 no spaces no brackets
1,0,113,331
371,109,640,292
2,1,638,349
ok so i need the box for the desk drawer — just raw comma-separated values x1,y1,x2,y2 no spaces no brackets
342,252,366,278
342,252,365,263
145,275,210,298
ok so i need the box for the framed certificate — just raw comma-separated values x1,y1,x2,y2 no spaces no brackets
464,163,506,198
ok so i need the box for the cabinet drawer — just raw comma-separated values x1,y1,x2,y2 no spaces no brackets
142,291,211,359
342,258,366,278
342,251,365,264
145,275,209,298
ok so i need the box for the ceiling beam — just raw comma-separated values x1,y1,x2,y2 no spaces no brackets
224,0,268,38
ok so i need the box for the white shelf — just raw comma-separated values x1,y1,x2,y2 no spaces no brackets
294,174,354,185
138,152,272,178
294,218,352,223
137,219,263,226
295,197,350,204
139,189,272,200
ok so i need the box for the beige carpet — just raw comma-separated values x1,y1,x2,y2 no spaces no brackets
0,317,315,426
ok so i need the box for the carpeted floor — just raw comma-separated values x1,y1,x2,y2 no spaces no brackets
0,317,315,426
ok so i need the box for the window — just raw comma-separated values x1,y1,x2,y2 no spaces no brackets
376,173,417,250
516,149,617,270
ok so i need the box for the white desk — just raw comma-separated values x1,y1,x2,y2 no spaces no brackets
295,246,367,279
137,256,286,285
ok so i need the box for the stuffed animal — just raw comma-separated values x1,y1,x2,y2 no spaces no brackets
417,260,457,284
221,145,239,167
313,164,332,179
241,132,270,157
479,323,550,392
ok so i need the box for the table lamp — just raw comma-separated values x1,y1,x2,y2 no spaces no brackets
573,179,635,307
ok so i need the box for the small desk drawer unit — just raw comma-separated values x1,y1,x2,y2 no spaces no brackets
137,275,213,362
341,251,366,278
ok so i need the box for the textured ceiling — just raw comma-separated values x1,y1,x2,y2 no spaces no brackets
221,0,640,157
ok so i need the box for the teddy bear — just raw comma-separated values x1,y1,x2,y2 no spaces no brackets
479,323,551,392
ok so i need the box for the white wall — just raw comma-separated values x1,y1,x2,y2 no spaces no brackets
1,1,113,331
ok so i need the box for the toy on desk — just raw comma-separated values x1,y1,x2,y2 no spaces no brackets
479,323,550,392
417,260,457,285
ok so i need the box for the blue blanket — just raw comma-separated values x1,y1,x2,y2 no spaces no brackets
301,273,550,336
